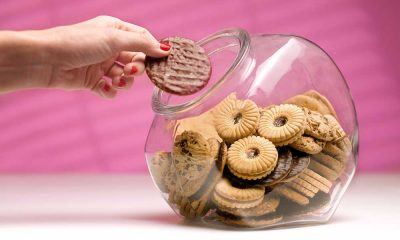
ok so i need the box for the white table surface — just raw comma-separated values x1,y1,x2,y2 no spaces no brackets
0,173,399,240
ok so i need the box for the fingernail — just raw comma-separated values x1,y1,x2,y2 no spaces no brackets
118,78,126,87
103,84,110,92
130,65,138,75
160,42,171,51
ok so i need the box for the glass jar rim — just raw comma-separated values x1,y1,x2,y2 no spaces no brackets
151,28,251,116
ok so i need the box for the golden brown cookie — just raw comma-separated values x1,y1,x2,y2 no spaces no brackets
285,94,331,116
189,141,228,200
227,136,278,180
175,110,222,142
223,148,293,188
165,164,178,193
323,142,347,160
289,136,326,154
313,152,344,174
149,151,172,193
287,181,316,198
173,131,214,197
303,90,338,118
214,212,283,228
308,159,340,181
217,194,280,217
299,169,332,193
258,104,306,146
292,177,319,194
325,114,346,141
214,93,260,142
212,178,265,209
273,186,310,205
169,191,210,219
336,137,352,156
303,108,335,141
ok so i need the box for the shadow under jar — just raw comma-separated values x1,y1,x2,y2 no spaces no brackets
145,28,358,229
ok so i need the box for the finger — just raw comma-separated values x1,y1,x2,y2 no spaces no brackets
109,29,171,58
112,74,134,90
123,61,145,77
117,51,146,65
92,78,117,99
106,63,124,80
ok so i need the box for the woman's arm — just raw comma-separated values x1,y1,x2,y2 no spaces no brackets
0,16,171,98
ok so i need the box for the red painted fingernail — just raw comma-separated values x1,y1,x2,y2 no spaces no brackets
160,42,171,51
118,78,126,87
103,84,110,92
130,65,138,74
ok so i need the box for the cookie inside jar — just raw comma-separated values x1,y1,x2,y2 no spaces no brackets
149,90,352,228
145,29,358,229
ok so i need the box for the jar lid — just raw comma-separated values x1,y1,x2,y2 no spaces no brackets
152,28,251,117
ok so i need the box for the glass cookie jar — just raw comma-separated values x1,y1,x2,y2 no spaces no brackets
145,28,358,229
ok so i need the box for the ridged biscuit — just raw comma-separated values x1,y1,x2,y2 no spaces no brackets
214,212,283,228
214,93,260,142
308,160,340,181
217,194,280,217
258,104,305,146
299,169,332,193
227,136,278,180
292,177,320,194
287,181,316,198
313,152,344,173
274,186,310,205
212,179,265,209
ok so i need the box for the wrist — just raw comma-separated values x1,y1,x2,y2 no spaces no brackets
0,30,53,92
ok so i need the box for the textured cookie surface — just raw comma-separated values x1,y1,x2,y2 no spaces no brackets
290,136,325,154
217,194,280,217
227,136,278,180
214,93,260,142
258,104,305,146
146,37,211,95
213,178,265,209
149,151,172,193
172,131,214,197
274,186,310,205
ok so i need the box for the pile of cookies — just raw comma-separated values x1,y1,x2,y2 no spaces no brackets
149,90,351,228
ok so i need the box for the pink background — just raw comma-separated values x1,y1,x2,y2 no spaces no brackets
0,0,399,173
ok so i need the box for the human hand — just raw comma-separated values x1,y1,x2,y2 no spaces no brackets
0,16,171,98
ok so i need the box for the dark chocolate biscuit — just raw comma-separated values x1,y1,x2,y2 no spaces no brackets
224,148,293,188
146,37,211,95
281,150,311,182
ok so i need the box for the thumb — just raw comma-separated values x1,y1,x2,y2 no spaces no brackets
109,29,171,58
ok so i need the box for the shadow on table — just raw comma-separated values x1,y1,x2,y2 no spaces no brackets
0,212,181,226
0,212,355,231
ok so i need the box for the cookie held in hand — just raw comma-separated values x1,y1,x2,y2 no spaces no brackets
146,37,211,95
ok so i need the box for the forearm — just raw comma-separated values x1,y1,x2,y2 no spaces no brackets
0,30,52,93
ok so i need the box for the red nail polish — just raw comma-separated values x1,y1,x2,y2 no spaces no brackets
160,42,171,51
103,84,110,92
130,65,138,75
118,78,126,87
